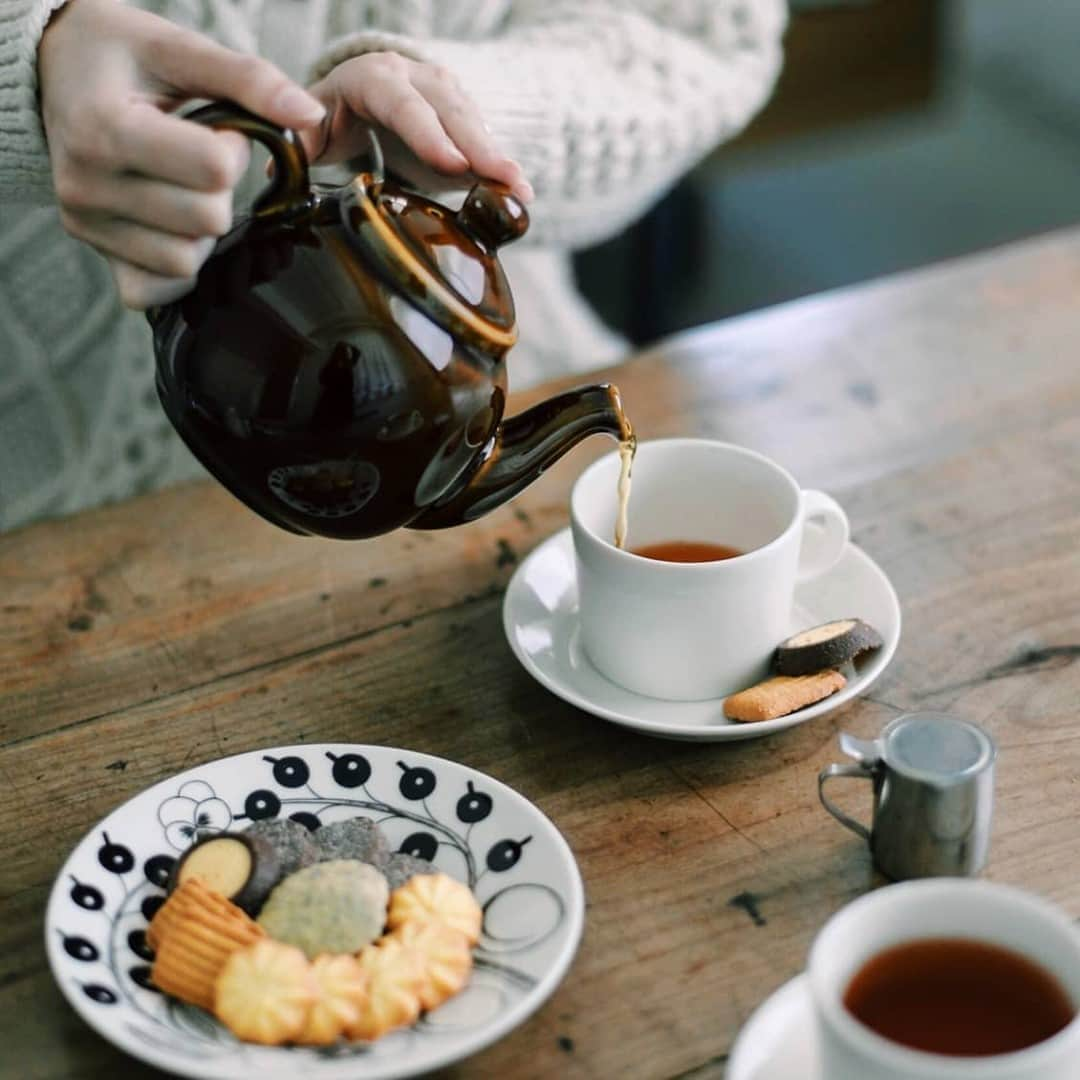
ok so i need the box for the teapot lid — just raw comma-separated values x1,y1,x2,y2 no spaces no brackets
344,172,529,353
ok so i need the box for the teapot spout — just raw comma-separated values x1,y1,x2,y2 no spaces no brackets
411,383,631,529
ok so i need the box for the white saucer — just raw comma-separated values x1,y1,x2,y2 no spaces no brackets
727,974,819,1079
502,528,900,742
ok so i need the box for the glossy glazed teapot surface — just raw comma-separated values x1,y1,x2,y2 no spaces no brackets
151,103,630,540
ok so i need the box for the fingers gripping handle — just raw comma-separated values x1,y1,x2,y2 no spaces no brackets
797,489,850,584
185,102,312,219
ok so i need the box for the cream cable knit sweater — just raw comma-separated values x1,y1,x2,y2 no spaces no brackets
0,0,785,530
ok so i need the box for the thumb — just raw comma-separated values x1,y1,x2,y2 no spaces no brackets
292,78,336,165
140,24,325,131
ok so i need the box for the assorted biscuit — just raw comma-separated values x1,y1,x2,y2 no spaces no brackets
215,940,317,1045
723,617,883,722
149,880,265,1009
393,919,475,1010
772,617,884,676
386,871,483,945
350,937,427,1040
724,670,847,722
297,953,371,1046
147,813,479,1047
257,859,390,958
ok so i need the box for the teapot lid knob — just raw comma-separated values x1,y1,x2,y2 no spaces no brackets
456,183,529,250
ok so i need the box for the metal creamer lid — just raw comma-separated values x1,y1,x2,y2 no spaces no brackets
882,712,996,783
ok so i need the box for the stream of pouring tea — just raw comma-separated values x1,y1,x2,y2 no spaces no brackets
614,433,636,549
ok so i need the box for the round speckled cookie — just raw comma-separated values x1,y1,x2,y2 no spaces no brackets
244,818,320,881
382,852,433,891
314,817,390,867
257,860,390,958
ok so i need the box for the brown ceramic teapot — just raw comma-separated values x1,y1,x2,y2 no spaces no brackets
150,102,632,540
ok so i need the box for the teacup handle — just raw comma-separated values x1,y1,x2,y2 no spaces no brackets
185,101,313,220
818,763,874,842
797,489,850,584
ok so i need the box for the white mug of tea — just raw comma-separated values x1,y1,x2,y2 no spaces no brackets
808,879,1080,1080
569,438,849,700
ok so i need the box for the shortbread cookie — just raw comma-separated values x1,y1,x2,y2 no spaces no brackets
214,939,317,1045
393,921,474,1010
168,831,282,916
723,670,847,722
347,938,426,1041
147,876,254,953
296,953,371,1046
151,891,265,1009
386,873,482,946
773,619,883,676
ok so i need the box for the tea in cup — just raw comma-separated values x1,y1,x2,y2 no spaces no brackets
808,879,1080,1079
569,438,850,700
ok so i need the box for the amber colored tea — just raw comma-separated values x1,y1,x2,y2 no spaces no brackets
632,541,743,563
844,937,1076,1056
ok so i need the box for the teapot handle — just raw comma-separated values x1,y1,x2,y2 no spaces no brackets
184,101,313,220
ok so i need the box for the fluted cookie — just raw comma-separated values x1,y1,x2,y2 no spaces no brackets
214,939,317,1045
393,921,474,1010
347,938,426,1041
386,873,482,945
296,953,371,1046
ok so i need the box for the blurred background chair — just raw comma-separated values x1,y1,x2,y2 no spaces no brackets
574,0,1080,345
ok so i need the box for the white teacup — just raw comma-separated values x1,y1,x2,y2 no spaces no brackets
809,879,1080,1080
569,438,849,700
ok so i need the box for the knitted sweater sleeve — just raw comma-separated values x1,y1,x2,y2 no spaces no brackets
310,0,787,249
0,0,67,201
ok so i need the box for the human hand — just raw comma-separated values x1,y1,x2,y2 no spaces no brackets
38,0,326,309
301,53,533,204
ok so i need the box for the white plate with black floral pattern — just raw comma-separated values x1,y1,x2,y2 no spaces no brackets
45,744,584,1079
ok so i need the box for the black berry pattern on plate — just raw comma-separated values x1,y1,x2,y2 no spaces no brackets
399,831,439,861
242,790,281,821
486,837,532,872
456,782,493,824
62,935,99,962
263,755,310,789
70,878,105,911
143,855,175,888
52,745,568,1064
327,751,371,788
397,761,437,800
140,895,165,923
130,966,158,992
128,929,154,962
98,833,135,875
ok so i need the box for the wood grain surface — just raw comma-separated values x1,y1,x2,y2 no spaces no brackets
2,229,1079,1079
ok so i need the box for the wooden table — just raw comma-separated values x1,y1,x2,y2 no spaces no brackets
3,229,1079,1079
